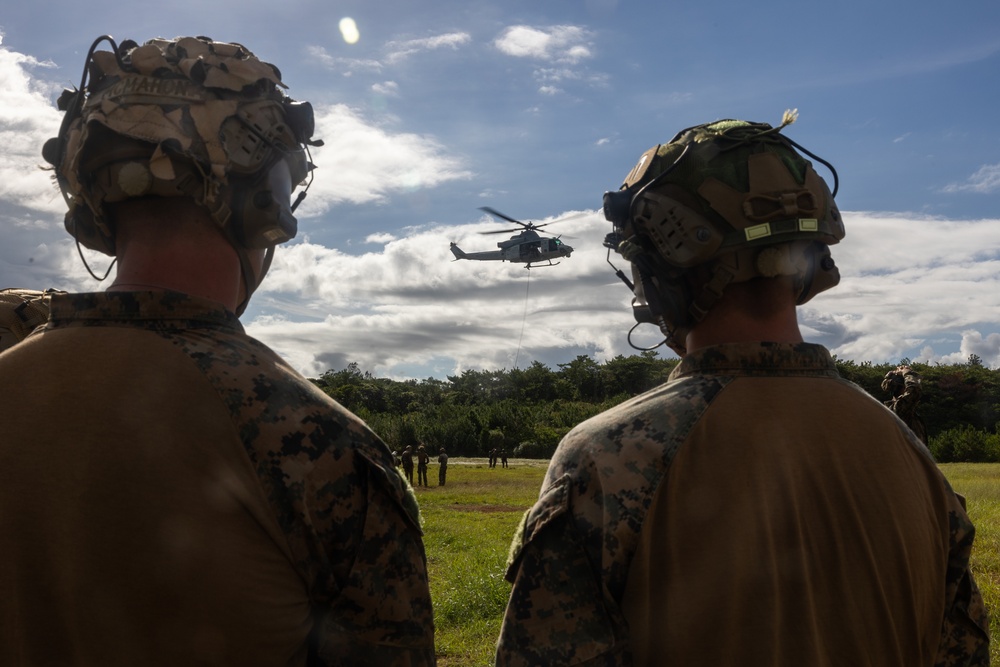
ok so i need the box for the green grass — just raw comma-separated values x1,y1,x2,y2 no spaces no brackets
938,463,1000,665
414,459,548,667
420,460,1000,665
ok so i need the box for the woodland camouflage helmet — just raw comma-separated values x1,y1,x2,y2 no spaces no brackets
603,111,844,354
42,35,322,313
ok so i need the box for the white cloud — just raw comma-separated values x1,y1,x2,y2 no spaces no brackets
800,213,1000,365
385,32,471,64
244,210,1000,379
0,39,65,214
294,103,473,215
249,212,630,378
372,81,399,96
942,163,1000,194
931,330,1000,367
306,44,383,75
494,25,593,64
366,232,397,244
307,32,470,75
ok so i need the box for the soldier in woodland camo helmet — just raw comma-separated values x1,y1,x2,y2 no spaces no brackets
497,113,988,666
0,36,435,665
602,110,844,354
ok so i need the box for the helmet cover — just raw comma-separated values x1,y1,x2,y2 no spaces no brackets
603,111,844,353
0,288,62,352
43,35,320,256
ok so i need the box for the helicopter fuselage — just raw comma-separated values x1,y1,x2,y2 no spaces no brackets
450,231,573,267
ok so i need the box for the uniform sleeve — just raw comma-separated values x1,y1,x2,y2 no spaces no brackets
933,506,990,667
496,474,629,667
306,451,435,666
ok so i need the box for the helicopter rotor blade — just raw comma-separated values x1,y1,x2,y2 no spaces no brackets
531,211,589,230
480,227,525,235
479,207,527,226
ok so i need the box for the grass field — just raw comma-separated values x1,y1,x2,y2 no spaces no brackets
417,459,1000,666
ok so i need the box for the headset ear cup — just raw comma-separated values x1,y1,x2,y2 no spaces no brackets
796,243,840,305
230,184,297,249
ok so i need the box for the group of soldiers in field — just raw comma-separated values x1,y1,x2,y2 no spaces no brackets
393,444,511,487
395,445,450,486
488,448,508,468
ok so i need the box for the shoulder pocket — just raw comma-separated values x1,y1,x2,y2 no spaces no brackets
358,451,423,534
506,473,571,580
498,474,628,666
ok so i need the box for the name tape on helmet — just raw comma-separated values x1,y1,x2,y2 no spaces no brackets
86,75,205,107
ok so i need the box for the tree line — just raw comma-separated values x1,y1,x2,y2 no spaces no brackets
311,353,1000,463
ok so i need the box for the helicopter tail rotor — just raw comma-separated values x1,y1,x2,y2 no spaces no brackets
449,242,468,260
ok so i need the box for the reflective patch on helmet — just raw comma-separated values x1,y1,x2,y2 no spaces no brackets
744,223,771,241
798,218,819,232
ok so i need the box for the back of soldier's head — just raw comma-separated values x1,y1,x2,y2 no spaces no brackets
603,111,844,354
43,35,322,312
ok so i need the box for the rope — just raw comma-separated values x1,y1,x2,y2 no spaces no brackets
513,270,531,369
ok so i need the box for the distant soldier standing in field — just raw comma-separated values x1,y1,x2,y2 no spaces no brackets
402,445,415,484
417,445,430,487
882,364,928,445
438,447,449,486
497,114,989,666
500,448,508,468
0,35,434,664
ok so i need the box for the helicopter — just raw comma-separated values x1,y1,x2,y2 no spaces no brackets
449,207,576,269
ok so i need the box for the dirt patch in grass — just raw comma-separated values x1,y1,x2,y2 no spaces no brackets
448,503,525,513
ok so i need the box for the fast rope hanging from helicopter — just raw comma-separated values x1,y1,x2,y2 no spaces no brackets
513,269,531,370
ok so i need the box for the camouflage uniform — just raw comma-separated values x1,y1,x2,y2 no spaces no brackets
0,291,435,666
882,365,928,445
402,447,415,485
497,342,988,666
417,447,430,487
438,449,448,486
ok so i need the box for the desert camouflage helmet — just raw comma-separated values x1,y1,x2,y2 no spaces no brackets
0,289,62,352
603,111,844,354
42,35,322,312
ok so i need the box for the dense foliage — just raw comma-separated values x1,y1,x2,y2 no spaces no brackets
311,353,1000,462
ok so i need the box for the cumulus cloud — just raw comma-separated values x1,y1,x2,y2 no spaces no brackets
248,211,633,377
0,37,65,215
244,210,1000,378
942,163,1000,194
494,25,593,64
801,213,1000,366
294,103,472,215
493,26,605,96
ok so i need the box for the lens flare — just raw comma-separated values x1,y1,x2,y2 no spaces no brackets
339,18,360,45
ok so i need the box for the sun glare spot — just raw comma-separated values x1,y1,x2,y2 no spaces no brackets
339,18,361,45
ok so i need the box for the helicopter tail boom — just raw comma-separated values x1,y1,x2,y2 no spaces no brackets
449,242,468,260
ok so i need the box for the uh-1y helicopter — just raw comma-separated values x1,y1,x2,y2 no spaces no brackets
449,207,576,269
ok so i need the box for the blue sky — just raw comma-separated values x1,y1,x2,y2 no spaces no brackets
2,0,1000,379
